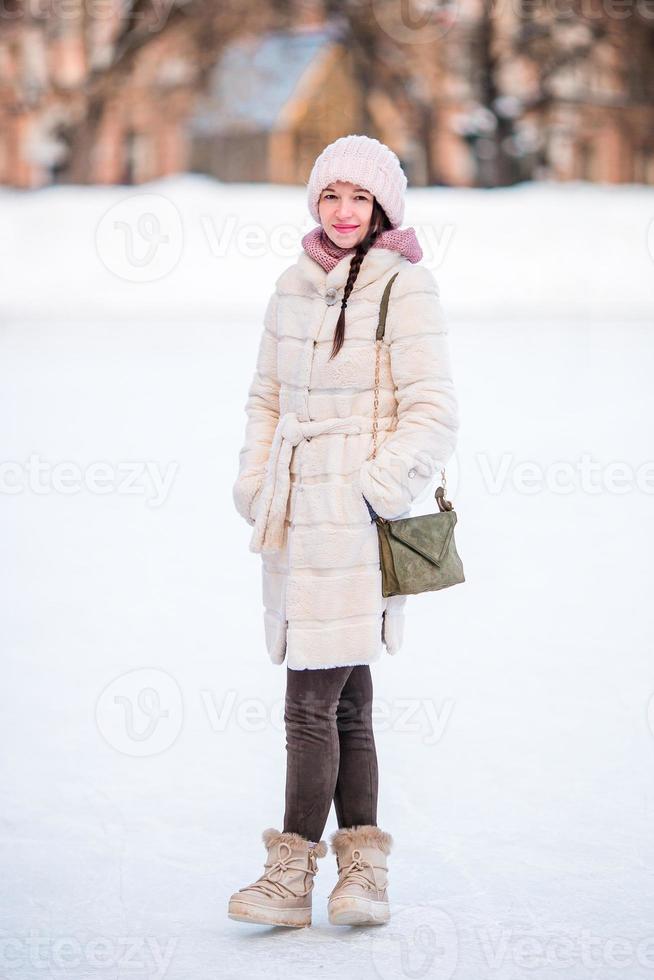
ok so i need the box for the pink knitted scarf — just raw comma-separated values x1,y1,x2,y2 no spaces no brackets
301,224,423,272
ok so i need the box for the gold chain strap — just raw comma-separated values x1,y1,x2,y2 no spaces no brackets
368,272,449,504
370,337,382,461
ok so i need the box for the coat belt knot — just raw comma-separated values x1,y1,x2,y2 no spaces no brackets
278,414,307,447
249,411,366,554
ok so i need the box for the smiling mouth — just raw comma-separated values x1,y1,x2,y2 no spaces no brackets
333,224,359,231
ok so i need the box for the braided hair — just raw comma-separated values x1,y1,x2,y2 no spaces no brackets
328,198,393,361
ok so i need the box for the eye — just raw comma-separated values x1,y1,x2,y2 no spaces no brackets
322,192,369,201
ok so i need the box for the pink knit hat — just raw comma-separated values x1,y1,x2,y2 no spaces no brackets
306,134,408,229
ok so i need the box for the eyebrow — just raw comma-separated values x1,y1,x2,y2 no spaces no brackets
323,185,371,193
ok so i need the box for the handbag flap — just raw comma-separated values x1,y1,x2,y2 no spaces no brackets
387,510,457,566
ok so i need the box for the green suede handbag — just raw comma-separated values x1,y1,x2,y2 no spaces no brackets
367,272,465,598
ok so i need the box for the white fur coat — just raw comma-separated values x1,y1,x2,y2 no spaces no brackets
232,246,459,670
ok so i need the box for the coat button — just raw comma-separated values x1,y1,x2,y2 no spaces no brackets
325,287,338,305
408,468,417,478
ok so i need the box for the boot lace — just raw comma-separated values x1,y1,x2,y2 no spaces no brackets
329,847,386,899
240,841,318,900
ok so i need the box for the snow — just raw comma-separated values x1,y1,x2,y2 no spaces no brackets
1,175,654,979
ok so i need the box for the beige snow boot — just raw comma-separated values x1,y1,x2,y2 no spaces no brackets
328,824,393,926
228,827,328,928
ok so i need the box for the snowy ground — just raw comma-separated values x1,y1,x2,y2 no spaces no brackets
1,176,654,980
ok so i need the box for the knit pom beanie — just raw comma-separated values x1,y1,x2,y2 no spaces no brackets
306,134,408,229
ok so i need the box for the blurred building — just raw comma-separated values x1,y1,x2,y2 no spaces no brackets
187,21,361,184
188,0,654,187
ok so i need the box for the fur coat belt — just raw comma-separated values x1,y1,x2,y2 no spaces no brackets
249,411,383,554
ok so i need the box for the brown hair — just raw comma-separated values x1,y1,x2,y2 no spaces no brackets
328,198,393,361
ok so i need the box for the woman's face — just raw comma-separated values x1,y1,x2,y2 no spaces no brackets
318,180,374,248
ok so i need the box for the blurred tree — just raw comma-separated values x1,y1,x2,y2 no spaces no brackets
326,0,456,183
57,0,265,182
512,0,654,179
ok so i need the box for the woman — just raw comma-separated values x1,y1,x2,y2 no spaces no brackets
228,135,459,928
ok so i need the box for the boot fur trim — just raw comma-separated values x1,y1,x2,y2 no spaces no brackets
329,824,393,856
262,827,328,858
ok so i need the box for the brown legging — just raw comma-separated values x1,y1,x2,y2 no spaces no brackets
283,663,378,842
